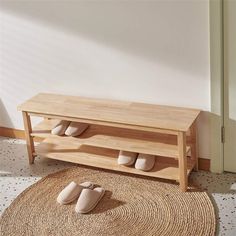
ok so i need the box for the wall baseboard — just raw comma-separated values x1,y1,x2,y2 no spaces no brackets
0,127,26,139
0,127,210,171
198,158,210,171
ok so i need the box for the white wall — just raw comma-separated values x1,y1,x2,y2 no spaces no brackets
0,1,210,158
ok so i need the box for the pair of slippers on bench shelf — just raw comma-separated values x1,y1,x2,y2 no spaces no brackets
118,151,155,171
51,120,89,137
57,181,105,214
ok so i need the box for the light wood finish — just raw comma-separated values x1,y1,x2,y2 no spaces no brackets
0,126,210,171
190,121,198,171
178,132,187,192
36,137,195,181
22,112,35,164
18,93,201,192
0,127,42,142
0,127,26,139
18,93,200,132
31,119,191,158
28,112,178,135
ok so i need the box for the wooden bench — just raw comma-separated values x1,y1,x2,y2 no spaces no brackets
18,93,201,192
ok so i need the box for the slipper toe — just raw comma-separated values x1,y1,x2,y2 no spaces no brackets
135,153,155,171
51,120,71,136
57,181,93,205
75,187,105,214
118,150,137,166
65,122,89,136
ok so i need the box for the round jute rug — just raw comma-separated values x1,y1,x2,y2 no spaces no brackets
0,166,216,236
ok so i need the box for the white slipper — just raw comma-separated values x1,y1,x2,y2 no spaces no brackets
118,150,137,166
51,120,70,136
135,153,156,171
75,187,105,214
57,181,93,205
65,122,89,137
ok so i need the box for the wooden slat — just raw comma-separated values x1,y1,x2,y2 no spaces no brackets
31,119,191,158
18,93,201,132
36,139,195,181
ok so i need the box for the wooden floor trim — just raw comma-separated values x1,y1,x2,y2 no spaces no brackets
0,127,42,142
0,127,210,171
198,158,210,171
0,127,26,139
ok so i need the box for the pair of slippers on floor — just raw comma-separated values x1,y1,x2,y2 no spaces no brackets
57,181,105,214
118,151,155,171
51,120,89,136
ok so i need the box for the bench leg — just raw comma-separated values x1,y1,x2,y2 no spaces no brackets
190,121,198,171
22,111,35,164
178,131,187,192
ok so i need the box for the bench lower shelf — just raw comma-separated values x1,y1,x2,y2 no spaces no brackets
36,137,195,181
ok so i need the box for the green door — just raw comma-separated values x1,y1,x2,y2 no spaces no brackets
224,0,236,172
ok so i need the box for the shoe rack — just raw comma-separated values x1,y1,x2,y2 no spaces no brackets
18,93,200,192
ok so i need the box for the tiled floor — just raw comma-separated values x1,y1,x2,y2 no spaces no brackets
0,137,236,235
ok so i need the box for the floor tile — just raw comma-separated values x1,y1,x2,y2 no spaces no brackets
0,137,235,235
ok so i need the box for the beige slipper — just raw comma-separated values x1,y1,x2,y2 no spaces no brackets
75,187,105,214
65,122,89,137
118,150,137,166
135,153,156,171
57,181,93,205
51,120,70,136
